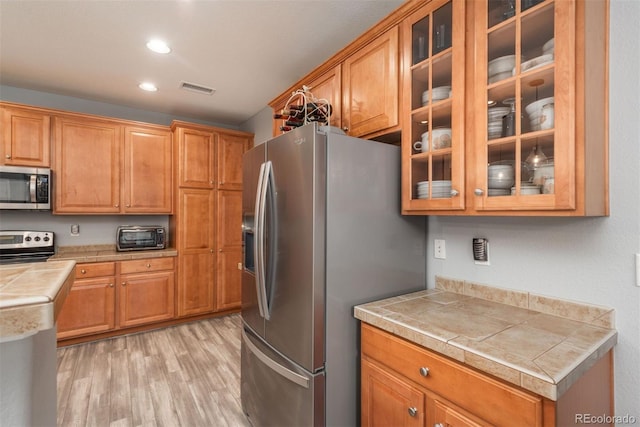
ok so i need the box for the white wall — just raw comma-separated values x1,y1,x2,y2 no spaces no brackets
242,0,640,419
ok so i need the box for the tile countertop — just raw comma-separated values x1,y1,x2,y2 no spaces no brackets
354,276,617,401
0,260,76,341
49,244,178,263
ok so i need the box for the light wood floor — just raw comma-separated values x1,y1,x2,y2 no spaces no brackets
56,314,252,427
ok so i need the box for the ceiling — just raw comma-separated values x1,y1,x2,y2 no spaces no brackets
0,0,405,126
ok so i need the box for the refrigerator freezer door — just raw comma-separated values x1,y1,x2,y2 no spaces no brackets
241,327,325,427
263,125,326,373
242,143,266,337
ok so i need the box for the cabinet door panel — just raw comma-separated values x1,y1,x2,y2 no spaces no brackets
216,247,242,311
343,26,399,137
217,190,242,247
119,271,175,327
1,106,51,167
217,133,249,190
53,117,121,213
432,397,485,427
362,358,425,427
56,278,116,339
180,189,216,250
178,252,215,316
124,126,173,213
177,127,215,188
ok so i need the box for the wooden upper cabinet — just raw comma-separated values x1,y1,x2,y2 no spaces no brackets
175,125,216,188
217,132,251,190
53,116,172,214
342,25,400,138
53,116,121,213
123,126,173,213
1,104,51,167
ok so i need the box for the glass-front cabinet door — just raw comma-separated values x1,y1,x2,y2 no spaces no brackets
471,0,607,213
402,0,465,213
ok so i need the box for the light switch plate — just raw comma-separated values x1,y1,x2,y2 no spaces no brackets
434,239,446,259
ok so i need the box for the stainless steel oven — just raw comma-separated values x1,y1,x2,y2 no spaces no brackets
0,165,51,210
0,230,55,264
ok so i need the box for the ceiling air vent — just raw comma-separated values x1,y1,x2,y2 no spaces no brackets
179,81,215,95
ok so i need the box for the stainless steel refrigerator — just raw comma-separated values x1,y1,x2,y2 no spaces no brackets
241,123,426,426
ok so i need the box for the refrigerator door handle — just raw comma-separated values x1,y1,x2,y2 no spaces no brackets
255,160,272,320
242,329,310,389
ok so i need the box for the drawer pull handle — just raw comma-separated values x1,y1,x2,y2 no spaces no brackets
80,269,87,274
419,367,430,377
408,407,418,417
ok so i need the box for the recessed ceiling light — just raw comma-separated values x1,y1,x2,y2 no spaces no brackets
139,82,158,92
146,39,171,54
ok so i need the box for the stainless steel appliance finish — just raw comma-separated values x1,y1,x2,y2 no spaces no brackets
0,165,51,210
0,230,55,264
116,226,166,251
241,124,427,426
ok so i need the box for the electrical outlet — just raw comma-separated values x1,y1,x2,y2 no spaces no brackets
70,224,80,236
434,239,446,259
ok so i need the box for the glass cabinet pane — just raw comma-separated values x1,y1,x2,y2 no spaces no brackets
483,0,556,201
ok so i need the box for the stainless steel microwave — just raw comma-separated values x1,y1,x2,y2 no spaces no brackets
116,226,166,251
0,165,51,210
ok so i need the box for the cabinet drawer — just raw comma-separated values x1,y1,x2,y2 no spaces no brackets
75,262,116,279
362,324,543,426
120,257,175,274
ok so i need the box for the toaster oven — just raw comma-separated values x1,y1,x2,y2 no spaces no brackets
116,226,166,251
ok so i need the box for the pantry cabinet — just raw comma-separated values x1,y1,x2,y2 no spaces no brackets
171,122,252,317
0,103,51,167
402,0,608,216
53,115,173,214
56,259,175,340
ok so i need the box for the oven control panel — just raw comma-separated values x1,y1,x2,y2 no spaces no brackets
0,231,54,249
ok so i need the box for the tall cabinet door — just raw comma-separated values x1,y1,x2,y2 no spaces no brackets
217,132,250,191
53,116,121,213
216,190,243,311
123,126,173,213
342,25,399,137
177,188,216,316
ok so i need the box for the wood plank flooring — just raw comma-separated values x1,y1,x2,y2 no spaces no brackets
56,314,252,427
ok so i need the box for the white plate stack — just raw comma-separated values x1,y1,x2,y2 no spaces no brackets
422,86,451,106
431,180,452,198
416,181,429,199
488,106,510,139
488,55,518,83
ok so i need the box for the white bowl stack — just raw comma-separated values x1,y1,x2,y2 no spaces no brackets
488,106,510,139
488,55,518,83
511,183,541,195
487,164,515,192
525,96,554,131
422,86,451,106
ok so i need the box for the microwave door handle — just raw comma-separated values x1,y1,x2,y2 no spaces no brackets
254,162,267,319
29,175,37,203
256,161,273,320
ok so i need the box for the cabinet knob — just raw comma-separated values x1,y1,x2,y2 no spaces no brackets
108,283,114,288
115,204,120,208
146,263,151,268
126,204,131,208
342,126,349,132
237,262,242,270
210,249,214,253
5,154,11,159
419,367,430,377
121,282,127,286
450,189,459,197
435,424,444,427
408,407,418,417
80,269,87,274
474,188,484,196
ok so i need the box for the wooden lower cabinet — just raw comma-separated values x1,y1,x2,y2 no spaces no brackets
56,258,175,340
361,323,613,427
215,247,242,311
